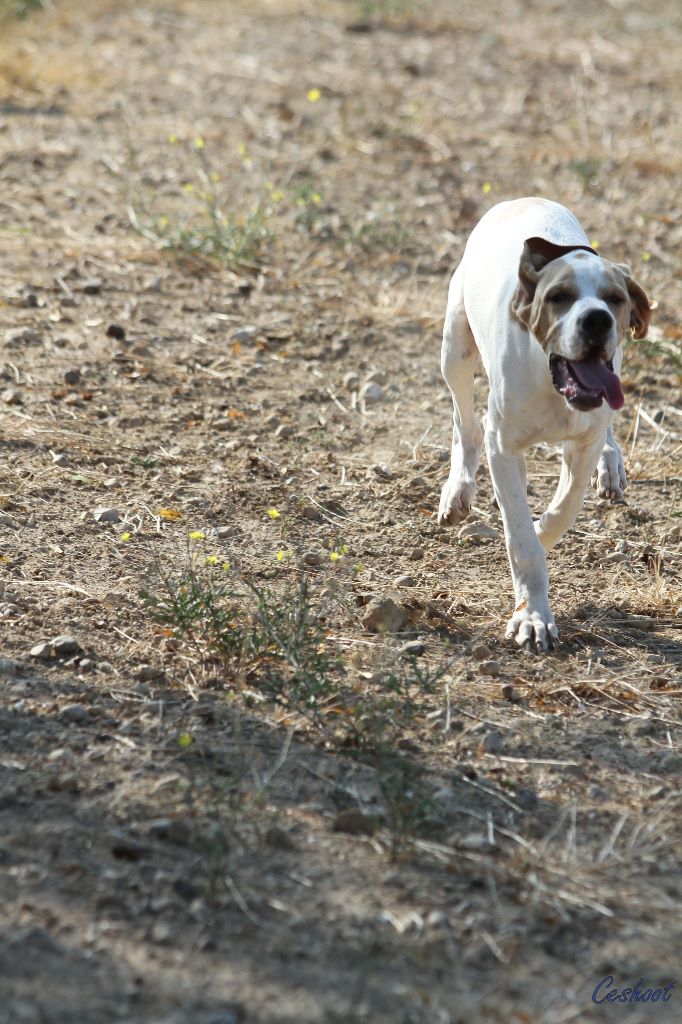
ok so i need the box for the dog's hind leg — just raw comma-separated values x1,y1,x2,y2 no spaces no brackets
438,266,483,525
535,435,606,551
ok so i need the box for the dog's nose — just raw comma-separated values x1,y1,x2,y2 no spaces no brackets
580,308,614,340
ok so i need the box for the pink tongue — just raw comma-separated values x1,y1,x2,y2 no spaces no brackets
568,359,624,410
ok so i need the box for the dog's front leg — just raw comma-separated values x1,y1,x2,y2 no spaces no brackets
486,425,559,653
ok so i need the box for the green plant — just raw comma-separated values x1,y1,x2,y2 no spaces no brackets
127,137,274,269
141,548,342,713
0,0,43,19
375,745,434,857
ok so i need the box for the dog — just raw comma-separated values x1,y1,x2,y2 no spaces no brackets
438,197,652,652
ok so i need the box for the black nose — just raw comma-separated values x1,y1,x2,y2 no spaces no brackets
580,308,614,339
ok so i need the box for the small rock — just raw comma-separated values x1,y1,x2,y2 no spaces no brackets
615,539,629,553
59,703,90,724
408,476,428,489
5,327,43,347
301,504,323,522
479,729,504,753
627,717,656,738
274,423,295,439
362,597,407,634
2,387,22,405
103,477,118,488
78,658,94,672
150,921,173,944
409,548,425,561
264,825,297,850
470,642,492,660
603,551,628,564
106,323,126,341
52,635,82,656
0,656,21,675
81,277,102,294
232,325,259,343
478,660,501,677
136,664,166,683
343,370,359,391
51,452,71,467
658,753,682,774
301,551,324,566
399,639,426,657
395,574,417,587
515,786,539,810
360,381,384,404
333,809,377,837
30,642,54,660
371,463,393,478
458,521,499,542
63,368,81,386
93,507,121,523
501,683,518,702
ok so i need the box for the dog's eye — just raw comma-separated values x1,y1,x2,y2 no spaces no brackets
606,293,626,305
548,291,572,304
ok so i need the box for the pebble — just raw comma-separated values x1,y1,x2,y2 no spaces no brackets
301,551,324,566
395,574,417,587
150,921,173,944
627,717,656,738
361,597,407,634
30,642,54,660
105,323,126,341
343,370,359,391
52,635,82,656
5,327,43,347
63,368,81,386
399,639,426,657
332,809,377,837
478,660,501,677
51,452,71,467
103,477,118,488
59,703,90,724
93,507,121,523
479,729,504,753
658,753,682,773
232,325,259,343
274,423,295,439
82,277,102,294
264,825,297,850
603,551,628,564
470,643,492,660
409,547,425,561
458,521,499,542
615,539,629,553
360,381,384,404
78,658,94,672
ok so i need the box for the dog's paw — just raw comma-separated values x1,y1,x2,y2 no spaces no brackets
505,602,559,654
438,476,475,526
591,448,627,500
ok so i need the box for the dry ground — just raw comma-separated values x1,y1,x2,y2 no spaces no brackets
0,1,681,1022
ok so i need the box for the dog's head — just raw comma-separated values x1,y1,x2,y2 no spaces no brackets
511,237,652,412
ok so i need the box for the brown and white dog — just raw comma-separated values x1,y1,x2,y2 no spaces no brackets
438,197,652,652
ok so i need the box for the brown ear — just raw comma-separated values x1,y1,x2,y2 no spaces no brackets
511,242,549,327
614,263,653,340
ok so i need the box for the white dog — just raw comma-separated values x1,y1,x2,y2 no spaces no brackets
438,197,651,652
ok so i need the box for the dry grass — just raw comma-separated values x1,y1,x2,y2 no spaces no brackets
0,0,680,1022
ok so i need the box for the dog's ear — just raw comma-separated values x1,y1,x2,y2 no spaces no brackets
511,241,551,327
613,263,653,340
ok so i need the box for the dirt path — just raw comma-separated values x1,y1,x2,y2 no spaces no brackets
0,1,681,1021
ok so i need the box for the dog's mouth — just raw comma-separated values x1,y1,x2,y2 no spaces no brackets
549,354,624,412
